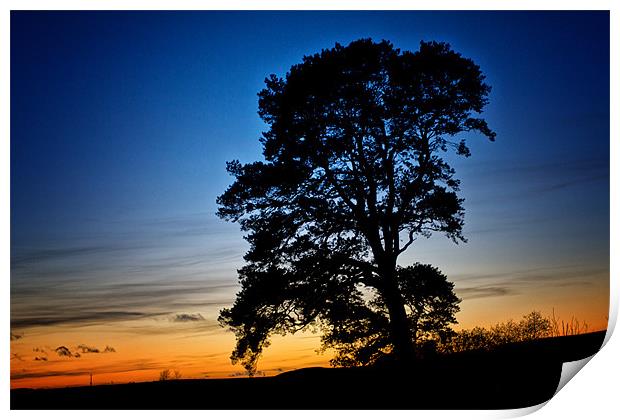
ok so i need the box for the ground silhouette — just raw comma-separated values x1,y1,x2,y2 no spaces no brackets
11,331,605,410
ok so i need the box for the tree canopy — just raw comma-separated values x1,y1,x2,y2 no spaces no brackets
320,263,461,367
217,38,494,374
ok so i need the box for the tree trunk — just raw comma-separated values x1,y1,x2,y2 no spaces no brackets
381,264,416,364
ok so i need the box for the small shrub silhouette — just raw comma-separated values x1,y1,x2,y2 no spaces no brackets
159,368,182,381
159,369,171,381
440,310,585,353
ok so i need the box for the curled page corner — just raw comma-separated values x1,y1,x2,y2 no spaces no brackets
603,318,616,347
496,401,548,418
554,355,594,396
503,356,597,419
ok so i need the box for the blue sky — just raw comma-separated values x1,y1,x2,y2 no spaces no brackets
10,11,609,377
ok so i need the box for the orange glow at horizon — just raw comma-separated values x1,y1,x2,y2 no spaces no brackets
11,278,608,390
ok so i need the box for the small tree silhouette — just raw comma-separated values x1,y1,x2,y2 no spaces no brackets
159,368,182,381
159,369,171,381
519,311,551,340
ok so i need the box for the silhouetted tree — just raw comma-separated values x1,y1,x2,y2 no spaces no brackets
159,369,171,381
218,38,494,374
398,264,461,343
519,311,551,340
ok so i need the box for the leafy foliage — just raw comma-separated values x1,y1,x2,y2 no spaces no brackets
320,264,461,367
217,38,494,374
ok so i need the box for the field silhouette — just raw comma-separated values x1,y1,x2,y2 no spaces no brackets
11,330,605,410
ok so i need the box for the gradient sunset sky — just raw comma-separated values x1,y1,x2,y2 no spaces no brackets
11,11,609,389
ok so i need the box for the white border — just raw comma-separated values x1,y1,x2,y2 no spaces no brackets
3,2,617,420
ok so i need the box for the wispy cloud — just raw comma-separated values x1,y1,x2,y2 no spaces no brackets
11,353,24,361
11,213,243,273
116,319,222,338
172,313,205,322
11,370,91,380
75,344,117,354
453,264,607,301
463,156,608,179
11,358,169,381
18,343,118,367
11,311,165,329
463,156,609,205
54,346,73,357
456,285,516,300
11,214,244,332
11,244,142,269
76,344,101,354
463,215,556,236
11,282,237,330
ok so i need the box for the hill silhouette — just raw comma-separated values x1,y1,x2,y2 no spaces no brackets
11,330,605,409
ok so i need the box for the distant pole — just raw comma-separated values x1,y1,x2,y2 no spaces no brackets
90,373,93,386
